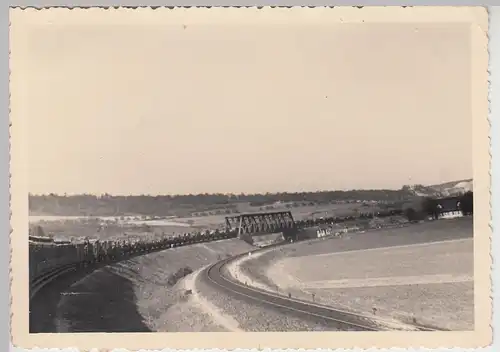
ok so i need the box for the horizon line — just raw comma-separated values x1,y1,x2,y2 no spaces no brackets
28,178,473,198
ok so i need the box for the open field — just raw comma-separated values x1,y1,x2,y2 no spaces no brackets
53,238,255,332
30,219,201,242
266,238,473,330
30,201,385,241
269,239,472,283
175,202,384,227
235,218,474,330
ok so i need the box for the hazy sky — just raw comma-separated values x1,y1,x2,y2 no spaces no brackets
14,20,472,195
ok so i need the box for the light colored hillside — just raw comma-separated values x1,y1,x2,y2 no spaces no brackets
408,179,473,197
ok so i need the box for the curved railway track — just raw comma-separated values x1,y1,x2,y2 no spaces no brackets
29,233,240,302
30,263,80,301
203,252,441,332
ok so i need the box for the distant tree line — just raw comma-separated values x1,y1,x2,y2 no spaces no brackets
29,188,417,217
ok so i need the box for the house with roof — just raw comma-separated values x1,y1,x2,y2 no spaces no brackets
436,196,463,219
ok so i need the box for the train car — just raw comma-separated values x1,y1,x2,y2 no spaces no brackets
31,220,295,286
29,235,54,244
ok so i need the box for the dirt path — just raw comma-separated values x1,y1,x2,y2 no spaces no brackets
182,267,243,332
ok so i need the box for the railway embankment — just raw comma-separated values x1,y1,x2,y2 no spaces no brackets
37,239,255,332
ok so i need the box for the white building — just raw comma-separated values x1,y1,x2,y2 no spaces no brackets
437,198,464,219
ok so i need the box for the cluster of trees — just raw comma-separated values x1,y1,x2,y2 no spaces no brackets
29,188,416,217
459,191,474,215
295,208,405,228
404,191,474,221
29,194,239,217
191,208,240,217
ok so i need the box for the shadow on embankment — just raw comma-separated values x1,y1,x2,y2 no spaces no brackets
30,264,151,333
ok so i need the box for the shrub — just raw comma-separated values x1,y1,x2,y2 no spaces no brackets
404,207,425,222
166,266,194,286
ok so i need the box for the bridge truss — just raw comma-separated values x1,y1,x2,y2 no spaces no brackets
225,211,296,237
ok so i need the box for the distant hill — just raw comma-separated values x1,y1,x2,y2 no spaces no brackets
403,179,473,198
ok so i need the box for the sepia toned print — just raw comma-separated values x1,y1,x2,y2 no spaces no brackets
9,6,490,350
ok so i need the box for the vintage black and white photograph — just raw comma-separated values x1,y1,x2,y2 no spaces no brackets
10,6,490,350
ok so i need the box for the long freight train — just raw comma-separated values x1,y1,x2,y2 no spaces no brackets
29,208,404,285
29,230,238,283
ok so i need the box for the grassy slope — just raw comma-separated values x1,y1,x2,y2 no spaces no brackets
55,238,255,332
237,218,474,330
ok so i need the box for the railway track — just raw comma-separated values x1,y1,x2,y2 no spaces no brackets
204,252,441,332
30,263,80,301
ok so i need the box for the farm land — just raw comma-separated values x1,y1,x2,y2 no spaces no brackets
30,201,387,242
234,218,474,331
29,180,473,242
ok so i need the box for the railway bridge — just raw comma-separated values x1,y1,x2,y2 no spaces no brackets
224,211,298,240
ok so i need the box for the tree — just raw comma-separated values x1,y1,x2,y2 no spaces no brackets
459,191,473,215
421,197,439,219
404,208,417,221
404,208,425,222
